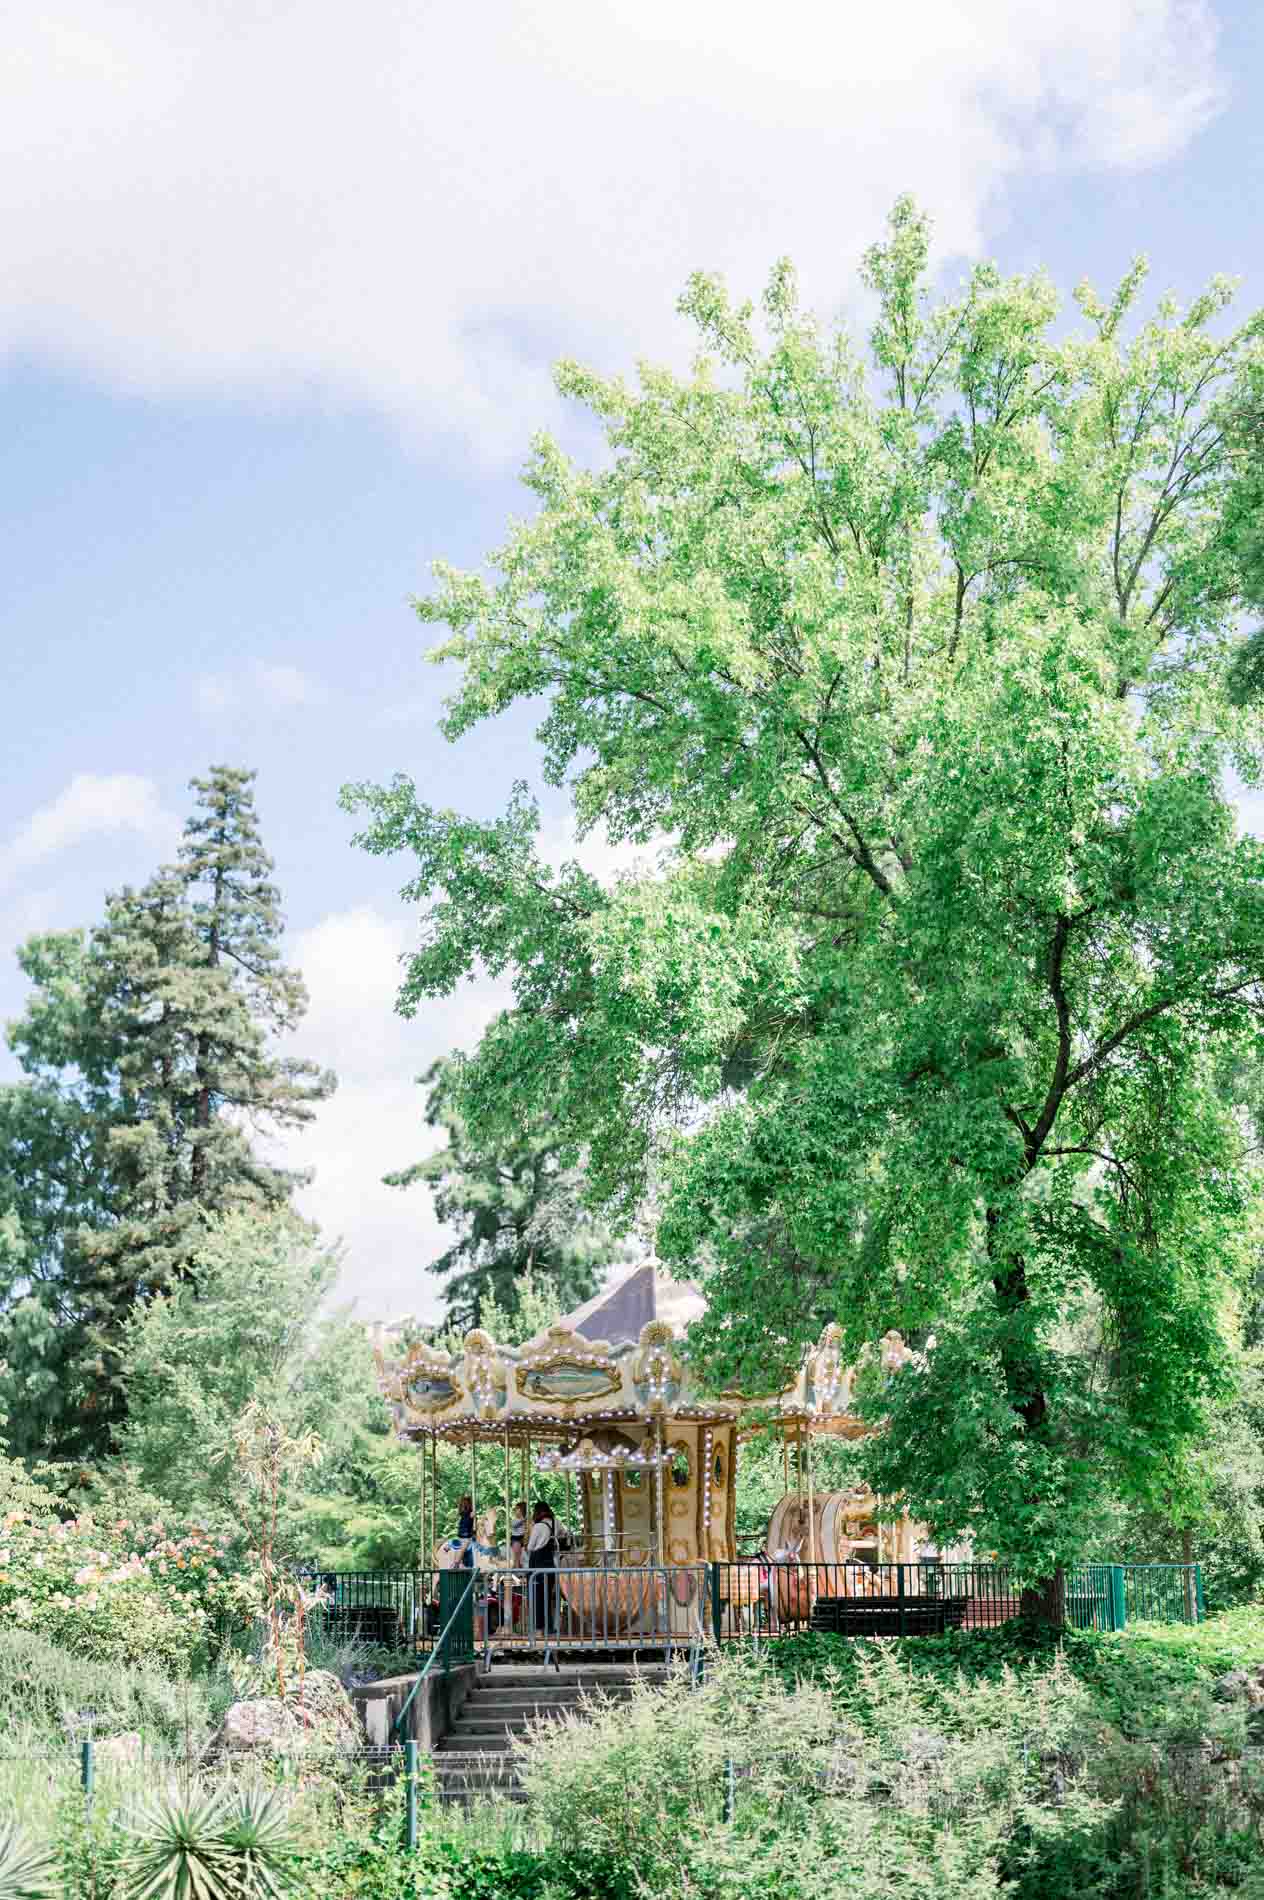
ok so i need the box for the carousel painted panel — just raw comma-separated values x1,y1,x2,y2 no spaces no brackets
559,1565,667,1639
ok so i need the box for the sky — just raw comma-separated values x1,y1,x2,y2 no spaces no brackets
2,0,1262,1324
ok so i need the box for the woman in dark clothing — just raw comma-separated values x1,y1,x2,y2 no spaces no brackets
526,1501,558,1640
457,1494,475,1568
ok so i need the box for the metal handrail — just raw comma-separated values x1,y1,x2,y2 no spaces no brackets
391,1570,479,1742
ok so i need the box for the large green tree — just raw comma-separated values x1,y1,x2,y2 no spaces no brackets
347,201,1264,1581
0,767,333,1461
100,1207,370,1531
386,1053,625,1331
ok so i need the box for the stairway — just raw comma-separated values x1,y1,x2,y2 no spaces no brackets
431,1661,667,1804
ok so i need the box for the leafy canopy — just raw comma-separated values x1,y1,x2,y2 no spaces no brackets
347,200,1264,1573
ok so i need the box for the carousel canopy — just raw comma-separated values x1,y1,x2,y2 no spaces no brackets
372,1260,914,1444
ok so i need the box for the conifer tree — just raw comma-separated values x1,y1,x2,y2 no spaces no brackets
387,1053,624,1332
0,767,334,1461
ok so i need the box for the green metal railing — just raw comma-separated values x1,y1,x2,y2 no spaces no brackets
298,1567,438,1650
390,1569,477,1743
1121,1562,1204,1625
299,1557,1201,1676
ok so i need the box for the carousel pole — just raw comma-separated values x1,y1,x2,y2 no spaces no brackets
782,1433,790,1499
418,1434,426,1573
429,1432,437,1556
806,1420,817,1567
655,1415,666,1566
470,1432,478,1523
503,1425,511,1557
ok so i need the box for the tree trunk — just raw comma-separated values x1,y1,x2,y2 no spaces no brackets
987,1210,1062,1623
1181,1527,1196,1621
1020,1568,1066,1627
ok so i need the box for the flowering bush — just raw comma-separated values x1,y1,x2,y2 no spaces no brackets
0,1509,259,1671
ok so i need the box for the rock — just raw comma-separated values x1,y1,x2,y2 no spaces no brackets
212,1699,305,1755
284,1669,362,1745
209,1669,364,1758
95,1732,142,1764
1213,1667,1264,1709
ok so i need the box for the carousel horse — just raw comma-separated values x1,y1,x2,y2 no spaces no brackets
722,1560,768,1633
769,1539,838,1623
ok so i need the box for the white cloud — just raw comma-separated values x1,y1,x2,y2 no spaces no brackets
0,773,176,890
537,815,668,886
278,905,512,1320
252,663,328,708
275,825,684,1316
197,675,235,715
0,2,1223,459
197,661,328,715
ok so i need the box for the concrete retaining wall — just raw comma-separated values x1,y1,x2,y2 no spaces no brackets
353,1663,477,1752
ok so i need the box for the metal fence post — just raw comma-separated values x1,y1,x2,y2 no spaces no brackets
80,1738,94,1815
404,1739,419,1850
1108,1565,1126,1633
897,1564,906,1637
710,1563,722,1646
1195,1564,1205,1623
722,1756,736,1824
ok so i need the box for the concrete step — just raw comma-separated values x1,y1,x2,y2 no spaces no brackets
429,1663,670,1803
463,1702,619,1717
433,1756,525,1805
471,1672,650,1687
453,1710,577,1733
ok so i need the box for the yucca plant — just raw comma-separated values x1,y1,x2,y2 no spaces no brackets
0,1819,57,1900
214,1792,301,1900
121,1787,301,1900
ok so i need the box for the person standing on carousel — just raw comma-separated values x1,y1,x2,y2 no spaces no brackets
526,1501,558,1650
456,1494,475,1569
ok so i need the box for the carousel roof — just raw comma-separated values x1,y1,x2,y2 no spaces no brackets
558,1261,707,1346
372,1255,907,1443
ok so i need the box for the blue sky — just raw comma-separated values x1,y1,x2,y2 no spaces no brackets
2,0,1262,1319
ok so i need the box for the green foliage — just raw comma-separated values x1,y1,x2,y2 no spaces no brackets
0,1820,56,1900
107,1208,367,1528
387,1055,626,1331
0,1627,219,1748
119,1787,301,1900
0,767,334,1463
768,1606,1264,1747
347,200,1264,1575
0,1507,245,1673
512,1644,1101,1900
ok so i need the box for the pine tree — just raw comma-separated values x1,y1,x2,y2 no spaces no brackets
387,1054,624,1332
0,767,334,1461
178,766,316,1195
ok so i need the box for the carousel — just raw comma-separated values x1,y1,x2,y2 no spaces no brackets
371,1263,925,1648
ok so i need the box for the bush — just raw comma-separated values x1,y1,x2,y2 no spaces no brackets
0,1507,253,1673
0,1629,219,1749
769,1607,1264,1744
510,1647,1102,1900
